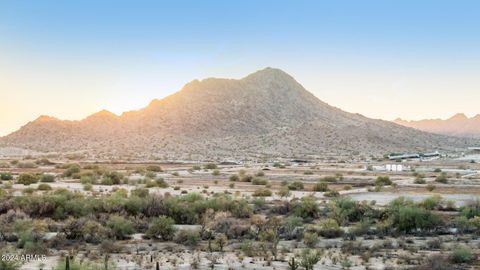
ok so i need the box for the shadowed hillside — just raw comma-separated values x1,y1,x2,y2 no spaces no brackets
0,68,474,159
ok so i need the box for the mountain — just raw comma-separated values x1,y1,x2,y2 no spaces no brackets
0,68,475,160
394,113,480,138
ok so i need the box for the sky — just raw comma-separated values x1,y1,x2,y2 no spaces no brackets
1,0,479,136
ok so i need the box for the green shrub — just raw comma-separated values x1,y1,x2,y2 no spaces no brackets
450,245,474,263
292,196,320,219
0,172,13,181
435,172,448,184
321,176,338,183
40,174,55,182
146,216,176,240
212,169,220,176
17,173,39,185
62,163,81,177
156,178,169,188
131,188,149,198
252,188,272,197
313,182,328,192
101,171,124,185
37,183,52,191
303,231,319,247
252,177,268,185
107,215,134,240
204,163,218,170
324,190,340,197
414,175,426,184
317,218,344,238
174,229,201,247
375,176,392,186
229,175,239,181
288,181,304,190
146,165,163,172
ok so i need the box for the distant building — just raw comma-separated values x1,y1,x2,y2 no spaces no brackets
386,164,403,171
388,153,420,161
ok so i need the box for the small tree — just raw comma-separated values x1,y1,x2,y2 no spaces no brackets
214,233,228,252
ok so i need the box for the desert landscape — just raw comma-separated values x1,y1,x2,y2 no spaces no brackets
1,69,480,270
2,1,480,269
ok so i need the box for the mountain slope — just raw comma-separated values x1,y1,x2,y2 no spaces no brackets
395,113,480,138
0,68,474,159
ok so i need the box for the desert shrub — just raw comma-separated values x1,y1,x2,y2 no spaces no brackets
155,178,169,188
101,171,124,185
292,196,320,219
321,176,338,183
80,175,96,184
389,199,443,233
40,174,55,182
146,165,163,172
146,216,176,240
426,238,443,249
204,163,218,170
0,162,10,168
282,216,303,240
0,172,13,181
252,188,272,197
107,215,134,240
212,169,220,176
421,195,443,210
214,233,228,251
303,231,319,247
460,199,480,219
288,181,304,190
131,188,149,198
62,163,81,177
450,245,474,263
303,170,314,175
299,249,321,270
435,172,448,183
434,168,442,173
469,216,480,233
83,183,93,191
241,240,256,256
37,183,52,191
328,197,375,225
174,229,201,247
240,174,253,182
17,162,38,169
324,190,340,197
229,174,239,181
17,173,39,185
277,186,291,198
252,177,268,185
414,175,426,184
375,176,392,186
145,171,156,178
317,218,344,238
192,165,201,170
426,183,436,192
64,218,109,244
313,181,328,192
256,171,265,177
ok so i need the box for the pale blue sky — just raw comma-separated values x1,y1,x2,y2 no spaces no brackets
1,0,479,135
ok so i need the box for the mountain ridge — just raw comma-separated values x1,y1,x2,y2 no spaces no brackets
1,68,475,159
394,114,480,138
